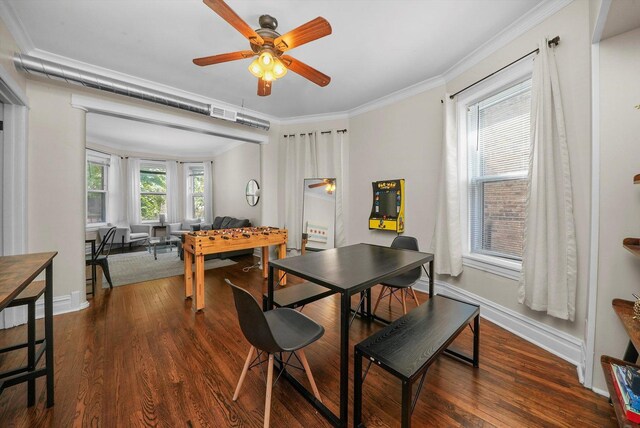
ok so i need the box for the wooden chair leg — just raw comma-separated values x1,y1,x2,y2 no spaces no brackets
233,346,255,401
372,286,387,315
298,349,322,402
264,354,274,428
410,287,420,305
401,289,407,315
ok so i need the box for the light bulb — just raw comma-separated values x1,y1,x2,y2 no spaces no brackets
272,58,287,78
248,59,263,78
259,52,273,67
263,70,274,82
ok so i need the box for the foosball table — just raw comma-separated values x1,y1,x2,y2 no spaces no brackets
182,227,288,311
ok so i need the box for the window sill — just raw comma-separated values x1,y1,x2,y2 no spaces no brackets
462,253,521,281
86,223,108,231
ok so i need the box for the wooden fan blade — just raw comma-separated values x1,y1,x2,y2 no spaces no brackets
203,0,264,45
308,182,326,188
274,17,331,51
258,78,272,96
281,55,330,87
193,50,254,66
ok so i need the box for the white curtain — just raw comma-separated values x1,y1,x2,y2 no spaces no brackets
518,39,577,321
107,155,127,224
432,95,463,276
165,160,181,223
203,160,214,223
284,133,315,249
283,131,346,250
127,157,141,225
317,131,347,247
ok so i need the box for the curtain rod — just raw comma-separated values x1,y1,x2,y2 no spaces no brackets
284,129,348,138
449,36,560,100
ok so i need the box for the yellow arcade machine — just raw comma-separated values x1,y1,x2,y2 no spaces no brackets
369,179,405,232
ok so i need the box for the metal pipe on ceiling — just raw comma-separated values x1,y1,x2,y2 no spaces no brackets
13,53,270,131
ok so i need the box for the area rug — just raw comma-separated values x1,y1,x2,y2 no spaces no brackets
102,250,236,287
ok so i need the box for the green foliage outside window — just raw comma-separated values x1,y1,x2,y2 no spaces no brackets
140,165,166,221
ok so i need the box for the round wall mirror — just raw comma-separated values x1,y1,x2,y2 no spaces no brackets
246,179,260,206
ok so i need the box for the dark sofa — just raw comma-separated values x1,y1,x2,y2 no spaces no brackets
179,216,253,260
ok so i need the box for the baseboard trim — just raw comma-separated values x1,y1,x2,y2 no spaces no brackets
0,291,89,329
414,278,585,382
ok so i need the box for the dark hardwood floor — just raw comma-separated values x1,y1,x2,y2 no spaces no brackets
0,255,615,427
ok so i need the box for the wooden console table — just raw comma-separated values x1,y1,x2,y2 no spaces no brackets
0,252,57,407
183,227,287,311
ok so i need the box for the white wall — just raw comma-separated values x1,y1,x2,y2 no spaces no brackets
212,142,261,225
594,26,640,391
441,0,592,339
347,88,444,250
23,77,268,302
27,79,86,298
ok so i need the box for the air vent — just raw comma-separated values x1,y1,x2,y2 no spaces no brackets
210,106,237,122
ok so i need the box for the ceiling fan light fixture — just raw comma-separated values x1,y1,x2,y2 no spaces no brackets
259,51,273,67
263,70,275,82
248,59,264,78
272,58,288,78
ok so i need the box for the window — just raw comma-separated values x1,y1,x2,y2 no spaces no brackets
187,165,205,220
140,163,167,221
465,78,531,263
86,152,109,225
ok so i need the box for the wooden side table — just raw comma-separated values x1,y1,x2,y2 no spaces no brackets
152,225,167,237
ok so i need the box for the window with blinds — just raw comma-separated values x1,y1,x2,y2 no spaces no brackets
467,79,531,260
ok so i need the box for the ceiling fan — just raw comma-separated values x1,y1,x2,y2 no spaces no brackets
308,179,335,194
193,0,332,96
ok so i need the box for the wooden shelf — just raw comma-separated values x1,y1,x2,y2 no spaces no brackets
624,238,640,258
613,299,640,353
601,355,640,428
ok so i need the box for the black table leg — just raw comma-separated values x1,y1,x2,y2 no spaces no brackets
401,379,412,428
267,265,274,311
340,292,350,426
429,260,434,298
27,299,35,406
354,348,363,427
45,262,54,407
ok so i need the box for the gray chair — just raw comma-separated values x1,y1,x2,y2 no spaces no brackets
225,279,324,428
373,236,423,316
86,226,116,293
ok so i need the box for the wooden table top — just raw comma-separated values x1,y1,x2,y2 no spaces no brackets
0,252,57,311
269,243,433,293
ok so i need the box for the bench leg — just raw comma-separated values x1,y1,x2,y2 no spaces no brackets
354,348,363,427
401,380,412,428
473,314,480,367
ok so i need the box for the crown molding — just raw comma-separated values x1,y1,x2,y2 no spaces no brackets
6,0,573,127
28,48,275,124
443,0,573,83
279,74,445,125
278,111,349,126
348,75,446,118
0,1,35,53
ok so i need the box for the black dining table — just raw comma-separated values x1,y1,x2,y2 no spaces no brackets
266,243,434,427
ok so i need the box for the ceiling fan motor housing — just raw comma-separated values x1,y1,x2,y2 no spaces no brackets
253,15,281,54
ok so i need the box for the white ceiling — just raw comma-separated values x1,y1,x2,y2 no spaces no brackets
86,113,245,158
5,0,547,119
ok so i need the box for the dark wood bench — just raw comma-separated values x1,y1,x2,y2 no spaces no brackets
262,281,336,310
354,295,480,428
